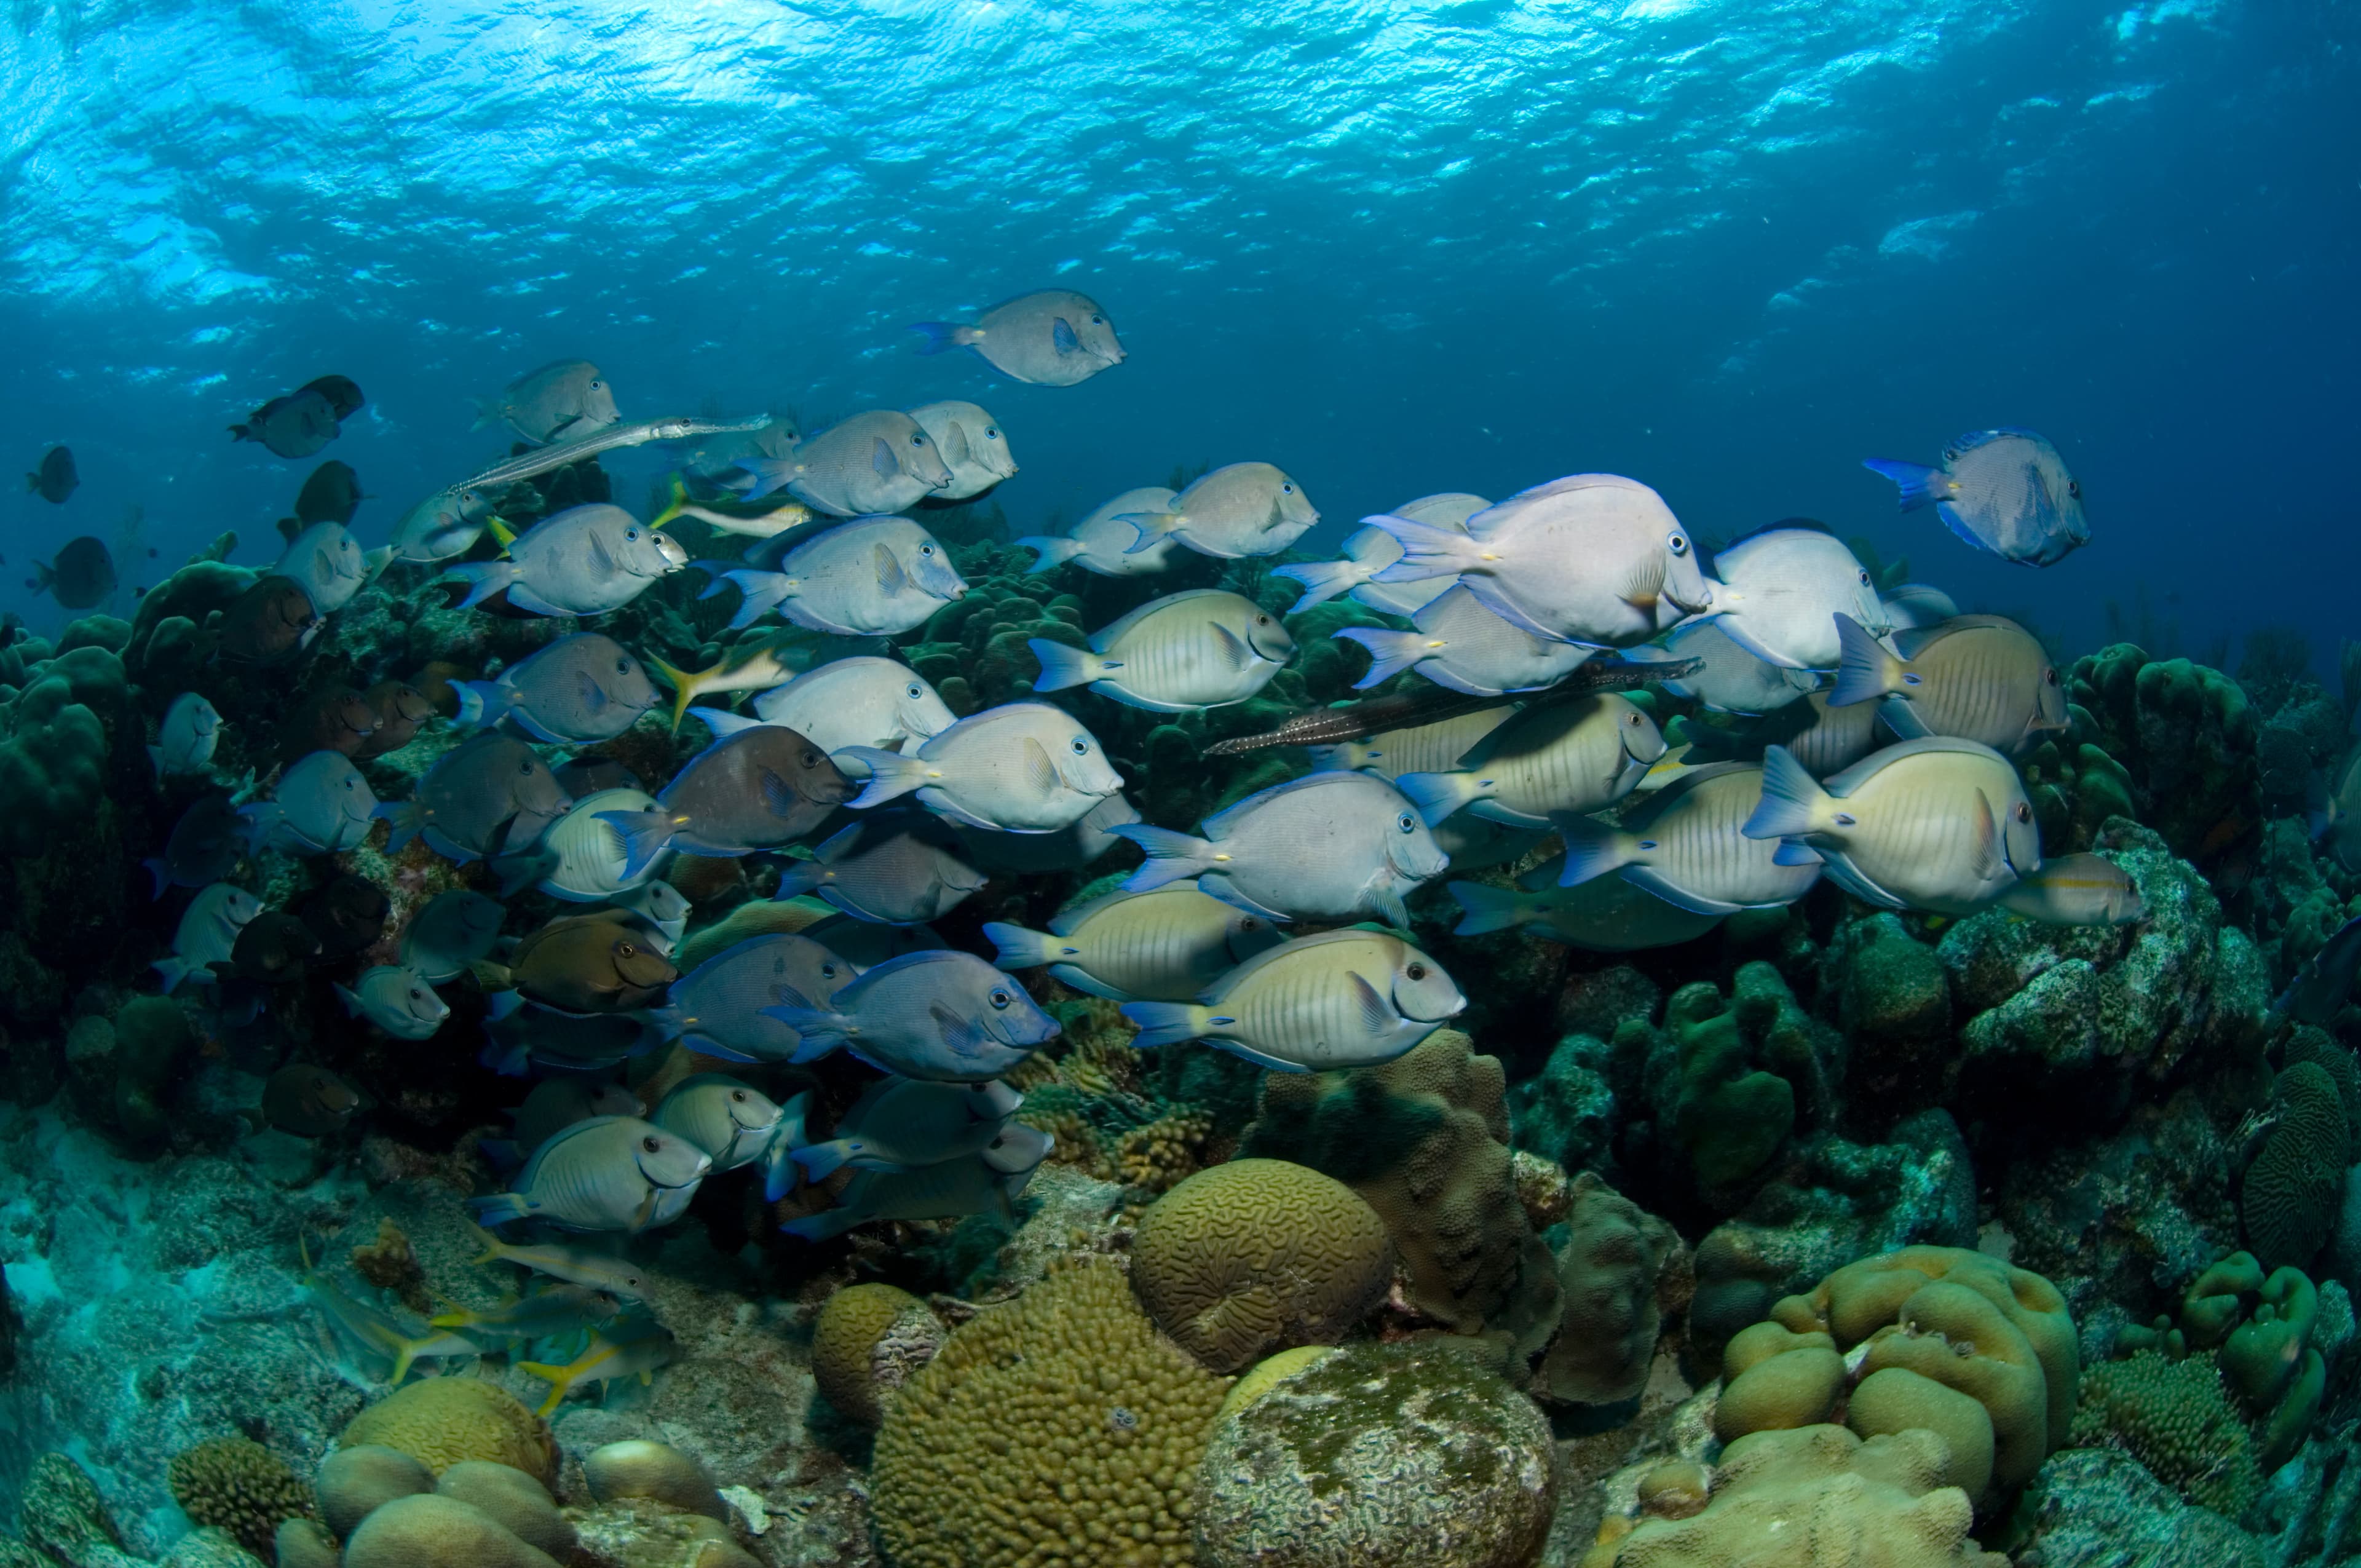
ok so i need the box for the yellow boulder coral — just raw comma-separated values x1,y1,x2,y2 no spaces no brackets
339,1378,556,1485
810,1282,944,1428
872,1261,1230,1568
1129,1158,1392,1374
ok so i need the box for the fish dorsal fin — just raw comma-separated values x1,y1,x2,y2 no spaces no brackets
1967,789,2002,882
1052,317,1080,354
871,437,897,479
1894,614,2026,660
874,543,911,595
1208,621,1251,671
1348,971,1393,1034
944,422,973,465
1200,769,1393,842
1942,429,2033,462
1022,737,1059,795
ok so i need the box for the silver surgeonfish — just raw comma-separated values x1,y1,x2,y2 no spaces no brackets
1829,613,2068,755
1396,694,1663,830
1114,769,1446,926
153,883,263,992
908,400,1017,499
449,506,687,617
390,486,497,564
780,1123,1052,1241
711,515,966,635
237,750,378,855
840,702,1122,833
1699,526,1884,671
955,792,1140,874
456,633,663,744
1015,486,1182,577
766,948,1060,1082
473,359,621,446
730,410,953,517
650,1074,785,1171
401,890,507,983
1121,928,1465,1072
644,932,856,1063
984,882,1287,1003
1552,762,1822,915
334,964,451,1040
1742,736,2042,915
1030,589,1294,713
910,288,1126,386
151,693,223,779
1337,584,1595,697
273,521,389,614
1447,855,1724,949
1366,473,1712,647
469,1115,712,1233
1627,619,1819,716
1865,428,2089,567
692,655,955,758
1278,494,1489,616
1118,462,1319,560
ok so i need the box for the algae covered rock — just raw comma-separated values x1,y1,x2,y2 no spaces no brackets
1128,1157,1392,1373
317,1445,435,1540
581,1439,727,1521
1540,1172,1678,1408
1193,1339,1556,1568
2021,1446,2265,1568
341,1494,560,1568
871,1260,1228,1568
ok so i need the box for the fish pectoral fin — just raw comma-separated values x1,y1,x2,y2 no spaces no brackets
587,529,619,577
873,542,911,595
1021,738,1060,796
1968,789,2003,884
1615,558,1665,612
1208,622,1251,671
871,437,898,479
758,768,800,819
1348,972,1394,1034
930,1003,984,1058
1052,317,1080,354
627,1187,659,1234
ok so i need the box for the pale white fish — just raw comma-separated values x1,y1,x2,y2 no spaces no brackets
1015,486,1181,578
1701,526,1886,671
1553,762,1822,916
1031,589,1294,713
984,882,1287,1003
1120,929,1466,1073
1351,493,1489,618
908,400,1017,499
1118,462,1319,559
838,702,1121,834
730,410,952,517
1628,619,1820,715
470,1115,712,1234
1396,694,1663,830
153,883,263,992
335,965,451,1040
152,692,223,779
710,515,965,636
1337,584,1594,697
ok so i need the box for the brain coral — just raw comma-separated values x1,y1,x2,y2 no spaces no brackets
2242,1061,2349,1270
339,1378,556,1484
871,1261,1229,1568
1715,1246,2078,1501
1241,1029,1560,1352
810,1282,945,1427
1584,1425,2007,1568
2069,1349,2260,1518
1129,1158,1392,1374
167,1435,315,1557
1193,1339,1557,1568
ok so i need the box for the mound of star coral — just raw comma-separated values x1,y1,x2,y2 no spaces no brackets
1128,1158,1392,1373
1712,1245,2078,1502
870,1260,1229,1568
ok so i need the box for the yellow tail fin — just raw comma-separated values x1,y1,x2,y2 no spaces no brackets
465,1221,504,1268
651,475,689,530
516,1361,572,1417
488,517,519,553
650,655,704,735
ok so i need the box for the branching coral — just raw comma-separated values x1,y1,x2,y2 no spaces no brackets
168,1436,315,1557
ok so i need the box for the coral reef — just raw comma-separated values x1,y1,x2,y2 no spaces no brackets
2070,1348,2262,1517
1193,1339,1557,1568
1127,1158,1392,1373
1540,1173,1680,1408
809,1281,944,1428
338,1378,557,1483
162,1439,310,1558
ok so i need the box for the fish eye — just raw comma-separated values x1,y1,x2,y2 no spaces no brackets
906,683,923,699
911,434,925,446
821,962,840,978
1090,315,1104,325
1240,917,1259,930
1256,615,1270,625
2068,480,2082,498
519,759,534,774
1639,838,1659,850
616,658,630,673
2014,802,2032,823
591,379,604,389
618,942,637,958
1396,813,1415,833
1857,569,1871,585
985,428,999,440
625,528,639,541
2045,668,2059,686
1627,713,1641,726
1069,737,1089,755
1281,483,1294,494
641,1135,659,1153
730,1089,746,1102
1667,533,1689,555
408,988,424,1000
1406,962,1426,980
920,544,935,556
989,988,1013,1010
801,748,821,767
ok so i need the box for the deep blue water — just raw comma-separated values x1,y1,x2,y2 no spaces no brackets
2,0,2354,664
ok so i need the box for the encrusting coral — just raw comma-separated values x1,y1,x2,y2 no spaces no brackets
165,1436,314,1558
1127,1157,1393,1373
1192,1339,1557,1568
870,1261,1229,1568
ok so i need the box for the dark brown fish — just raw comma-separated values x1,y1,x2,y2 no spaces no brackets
279,686,380,761
511,912,678,1014
381,732,572,863
27,536,115,609
211,911,322,984
298,874,390,957
413,660,475,718
554,756,641,796
600,726,853,874
229,388,339,459
299,376,366,421
510,1076,641,1151
1201,654,1703,757
25,446,76,504
261,1063,361,1137
212,575,320,663
354,681,433,759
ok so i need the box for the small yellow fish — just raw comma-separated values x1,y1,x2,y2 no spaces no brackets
299,1237,481,1385
467,1222,654,1302
517,1318,678,1416
429,1282,621,1339
651,633,820,734
651,476,815,539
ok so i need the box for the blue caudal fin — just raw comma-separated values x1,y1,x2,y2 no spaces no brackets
467,1192,532,1226
1394,770,1476,828
837,746,929,810
1027,638,1099,694
1862,458,1941,512
152,956,192,992
1108,825,1213,892
444,561,516,610
719,569,793,630
730,457,798,501
770,863,823,900
595,809,679,881
981,921,1072,970
1552,814,1635,887
1445,881,1528,936
1362,512,1483,583
1334,626,1427,689
789,1140,858,1182
1741,745,1828,841
2308,774,2336,841
907,322,968,355
1119,1000,1209,1051
1115,512,1182,555
1273,559,1362,615
686,706,766,740
453,679,508,731
1013,536,1082,575
142,857,173,900
1827,613,1902,708
374,799,426,854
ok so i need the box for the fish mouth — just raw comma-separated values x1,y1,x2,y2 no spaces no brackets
1661,584,1715,616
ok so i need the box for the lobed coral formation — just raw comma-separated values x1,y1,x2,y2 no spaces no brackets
337,1377,556,1483
1540,1171,1679,1408
870,1261,1229,1568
